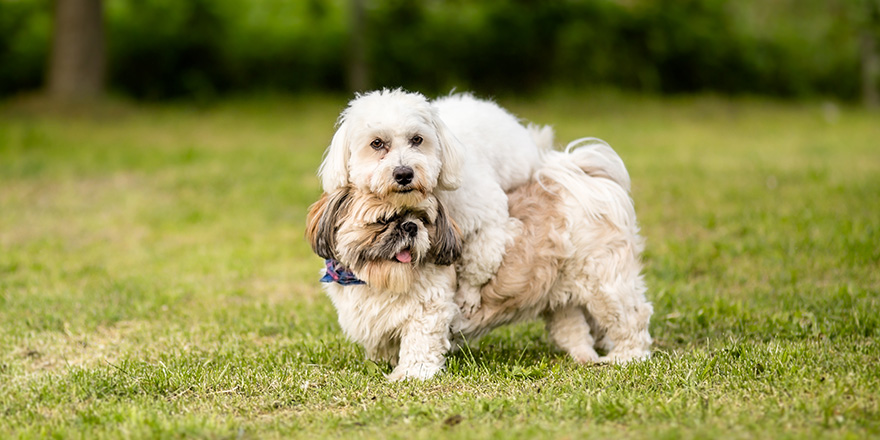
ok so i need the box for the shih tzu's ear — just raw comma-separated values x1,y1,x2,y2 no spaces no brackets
318,119,351,193
305,188,352,260
431,111,464,191
429,199,462,265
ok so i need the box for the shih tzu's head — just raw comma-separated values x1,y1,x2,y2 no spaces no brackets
317,89,464,207
306,187,462,293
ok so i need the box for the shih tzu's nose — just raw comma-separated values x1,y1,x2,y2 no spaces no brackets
393,166,414,185
401,221,418,237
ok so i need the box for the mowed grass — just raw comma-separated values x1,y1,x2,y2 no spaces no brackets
0,92,877,439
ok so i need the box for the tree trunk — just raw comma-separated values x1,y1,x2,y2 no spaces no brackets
47,0,105,100
347,0,369,92
861,30,879,109
861,0,880,109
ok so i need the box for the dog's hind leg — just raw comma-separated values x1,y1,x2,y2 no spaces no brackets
365,339,401,366
545,304,600,364
588,273,653,364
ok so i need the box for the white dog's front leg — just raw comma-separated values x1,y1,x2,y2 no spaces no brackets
454,282,483,319
455,216,522,318
386,312,452,381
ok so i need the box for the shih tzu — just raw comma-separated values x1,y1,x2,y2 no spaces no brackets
453,139,653,364
306,186,463,380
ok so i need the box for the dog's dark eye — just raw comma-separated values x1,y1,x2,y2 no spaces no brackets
370,139,385,150
411,135,423,146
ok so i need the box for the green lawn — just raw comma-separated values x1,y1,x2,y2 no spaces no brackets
1,92,878,439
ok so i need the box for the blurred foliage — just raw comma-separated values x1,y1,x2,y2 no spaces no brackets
0,0,873,99
0,0,51,96
106,0,347,99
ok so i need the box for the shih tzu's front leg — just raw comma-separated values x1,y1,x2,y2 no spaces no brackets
386,307,453,381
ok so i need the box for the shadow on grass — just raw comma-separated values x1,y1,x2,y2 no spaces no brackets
444,322,574,380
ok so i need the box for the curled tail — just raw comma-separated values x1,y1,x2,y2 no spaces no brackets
561,137,630,191
534,138,636,229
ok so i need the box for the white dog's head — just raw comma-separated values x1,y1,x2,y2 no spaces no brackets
318,89,464,206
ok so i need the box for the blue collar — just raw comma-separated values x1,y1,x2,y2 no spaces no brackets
320,259,366,286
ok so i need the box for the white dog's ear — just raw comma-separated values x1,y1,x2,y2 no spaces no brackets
432,115,464,191
318,121,351,192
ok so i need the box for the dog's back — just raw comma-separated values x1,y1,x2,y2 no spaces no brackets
434,94,545,190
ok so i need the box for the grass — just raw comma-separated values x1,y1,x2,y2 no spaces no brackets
0,91,878,439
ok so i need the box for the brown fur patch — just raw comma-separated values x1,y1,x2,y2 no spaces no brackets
358,260,417,293
305,192,332,258
428,200,462,265
471,181,569,327
305,189,353,260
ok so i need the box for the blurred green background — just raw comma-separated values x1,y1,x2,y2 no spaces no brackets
2,0,879,103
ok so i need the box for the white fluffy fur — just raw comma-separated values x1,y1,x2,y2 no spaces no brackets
318,89,542,316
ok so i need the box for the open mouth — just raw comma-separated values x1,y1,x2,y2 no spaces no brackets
394,188,414,194
394,249,412,263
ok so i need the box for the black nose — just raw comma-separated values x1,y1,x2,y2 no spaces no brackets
393,166,414,185
401,221,418,237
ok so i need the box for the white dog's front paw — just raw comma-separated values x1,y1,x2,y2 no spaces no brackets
386,363,443,381
455,283,482,319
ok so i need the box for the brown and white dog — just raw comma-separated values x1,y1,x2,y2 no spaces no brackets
306,187,463,380
453,139,653,364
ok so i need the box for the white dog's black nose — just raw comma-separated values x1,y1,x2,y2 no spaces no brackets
401,221,418,237
393,166,414,186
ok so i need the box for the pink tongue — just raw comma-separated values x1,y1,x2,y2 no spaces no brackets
395,250,412,263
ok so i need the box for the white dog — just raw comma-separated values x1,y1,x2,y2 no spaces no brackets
317,89,543,314
307,134,652,380
453,139,653,364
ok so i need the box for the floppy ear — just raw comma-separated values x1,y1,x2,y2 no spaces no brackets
305,188,352,260
429,199,462,265
318,120,351,193
432,113,464,191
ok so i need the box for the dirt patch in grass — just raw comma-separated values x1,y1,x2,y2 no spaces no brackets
11,320,144,373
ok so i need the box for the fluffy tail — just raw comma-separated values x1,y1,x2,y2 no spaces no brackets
534,138,636,229
563,137,630,191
